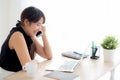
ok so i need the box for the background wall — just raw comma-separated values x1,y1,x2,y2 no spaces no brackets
0,0,120,55
0,0,8,49
0,0,21,50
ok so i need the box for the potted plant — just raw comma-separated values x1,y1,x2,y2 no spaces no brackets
101,35,119,62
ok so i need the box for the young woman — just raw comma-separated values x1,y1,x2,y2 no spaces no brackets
0,6,52,79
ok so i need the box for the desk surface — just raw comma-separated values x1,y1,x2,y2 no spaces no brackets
4,49,120,80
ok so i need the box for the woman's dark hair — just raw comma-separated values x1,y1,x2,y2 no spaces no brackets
16,6,45,27
21,6,45,23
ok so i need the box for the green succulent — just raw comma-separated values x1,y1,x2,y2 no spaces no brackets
101,36,119,50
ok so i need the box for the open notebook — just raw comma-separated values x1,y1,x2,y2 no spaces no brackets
45,60,80,72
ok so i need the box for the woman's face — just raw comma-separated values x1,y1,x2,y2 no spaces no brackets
24,17,44,37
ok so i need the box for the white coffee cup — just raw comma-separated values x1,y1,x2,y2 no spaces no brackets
25,60,38,78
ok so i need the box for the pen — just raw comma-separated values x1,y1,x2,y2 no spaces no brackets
73,51,82,56
92,41,94,48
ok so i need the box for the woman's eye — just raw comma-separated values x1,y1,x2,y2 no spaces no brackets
37,23,42,27
37,24,40,26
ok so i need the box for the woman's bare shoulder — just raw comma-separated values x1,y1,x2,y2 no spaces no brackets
10,31,25,41
9,31,25,49
12,31,23,36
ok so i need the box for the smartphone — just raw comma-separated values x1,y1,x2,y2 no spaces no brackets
36,31,42,36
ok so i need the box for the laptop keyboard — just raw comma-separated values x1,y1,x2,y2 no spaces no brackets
58,60,79,71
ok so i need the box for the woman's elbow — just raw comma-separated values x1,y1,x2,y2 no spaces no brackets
47,56,52,60
46,54,53,60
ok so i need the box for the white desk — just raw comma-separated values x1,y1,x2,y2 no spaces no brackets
4,50,120,80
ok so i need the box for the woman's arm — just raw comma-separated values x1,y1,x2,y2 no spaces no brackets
9,31,31,66
31,27,52,60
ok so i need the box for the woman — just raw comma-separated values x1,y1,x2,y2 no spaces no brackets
0,6,52,78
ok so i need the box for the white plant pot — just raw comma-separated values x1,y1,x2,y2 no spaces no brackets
103,49,115,62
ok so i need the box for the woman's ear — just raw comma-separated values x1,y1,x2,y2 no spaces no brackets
24,19,30,26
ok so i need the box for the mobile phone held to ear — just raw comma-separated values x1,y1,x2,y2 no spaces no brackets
36,31,42,36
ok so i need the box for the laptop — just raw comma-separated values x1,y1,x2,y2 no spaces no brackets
45,44,90,73
45,60,79,72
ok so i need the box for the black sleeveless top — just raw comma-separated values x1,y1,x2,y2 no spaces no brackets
0,26,34,72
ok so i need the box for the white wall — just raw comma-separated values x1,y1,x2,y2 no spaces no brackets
0,0,21,49
7,0,21,28
0,0,8,48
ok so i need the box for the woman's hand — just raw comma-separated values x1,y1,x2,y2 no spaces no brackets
40,26,46,35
